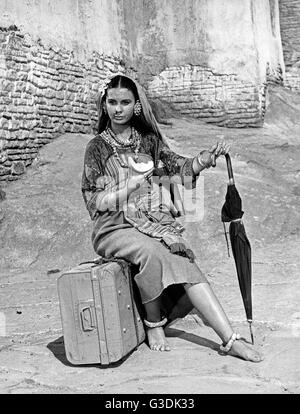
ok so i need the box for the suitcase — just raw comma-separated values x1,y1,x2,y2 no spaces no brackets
57,258,145,366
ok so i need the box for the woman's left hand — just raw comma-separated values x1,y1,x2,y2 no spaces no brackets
209,141,231,167
194,141,230,174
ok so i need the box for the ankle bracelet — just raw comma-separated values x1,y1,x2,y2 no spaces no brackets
144,317,168,328
220,332,241,353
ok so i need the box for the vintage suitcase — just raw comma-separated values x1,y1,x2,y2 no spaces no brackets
57,258,145,365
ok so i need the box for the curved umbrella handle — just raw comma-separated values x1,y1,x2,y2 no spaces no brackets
225,153,235,185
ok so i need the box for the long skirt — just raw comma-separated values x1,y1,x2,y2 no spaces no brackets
94,227,208,322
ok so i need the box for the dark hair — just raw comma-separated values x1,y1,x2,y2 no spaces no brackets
105,75,139,101
97,75,149,135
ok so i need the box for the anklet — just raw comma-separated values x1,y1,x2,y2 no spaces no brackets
220,332,241,353
144,317,168,328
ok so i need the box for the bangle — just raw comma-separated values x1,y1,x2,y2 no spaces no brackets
197,157,207,168
197,153,211,169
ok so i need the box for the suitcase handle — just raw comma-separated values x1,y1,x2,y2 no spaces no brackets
80,306,96,332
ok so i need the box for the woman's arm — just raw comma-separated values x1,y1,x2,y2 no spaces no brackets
153,136,193,178
97,171,153,211
82,140,118,217
155,137,230,177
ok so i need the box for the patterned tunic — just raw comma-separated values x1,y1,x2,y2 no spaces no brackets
82,130,197,251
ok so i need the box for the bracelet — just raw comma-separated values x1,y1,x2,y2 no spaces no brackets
197,151,211,169
197,157,207,168
144,317,168,328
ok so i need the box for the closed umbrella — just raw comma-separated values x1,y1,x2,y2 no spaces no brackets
221,154,254,344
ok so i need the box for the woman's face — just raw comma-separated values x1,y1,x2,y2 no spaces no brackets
105,87,136,127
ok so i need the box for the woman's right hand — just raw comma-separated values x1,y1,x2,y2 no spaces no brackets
126,168,154,194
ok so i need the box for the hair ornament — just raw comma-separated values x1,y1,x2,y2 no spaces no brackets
100,71,126,97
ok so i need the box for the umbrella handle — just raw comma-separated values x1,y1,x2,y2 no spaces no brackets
225,153,235,185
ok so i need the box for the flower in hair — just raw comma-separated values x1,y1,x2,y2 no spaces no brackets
100,77,112,97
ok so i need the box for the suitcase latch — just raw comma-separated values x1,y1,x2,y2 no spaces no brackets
80,306,96,332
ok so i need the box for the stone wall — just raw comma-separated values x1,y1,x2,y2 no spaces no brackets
279,0,300,92
285,70,300,91
147,65,265,127
0,27,123,181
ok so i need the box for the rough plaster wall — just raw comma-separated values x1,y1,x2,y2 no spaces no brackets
146,65,264,128
279,0,300,91
123,0,283,127
0,0,123,60
122,0,284,82
251,0,284,83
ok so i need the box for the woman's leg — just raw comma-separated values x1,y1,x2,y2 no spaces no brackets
144,297,171,352
96,228,261,358
184,282,263,362
96,228,178,352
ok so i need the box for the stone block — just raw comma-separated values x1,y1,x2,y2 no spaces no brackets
6,140,24,149
0,138,6,150
44,90,57,100
0,149,8,163
0,166,11,177
16,106,34,114
6,175,19,181
11,160,25,175
34,138,52,145
25,82,36,94
14,81,27,93
1,80,14,92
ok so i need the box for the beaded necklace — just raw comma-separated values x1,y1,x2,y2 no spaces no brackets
100,126,141,168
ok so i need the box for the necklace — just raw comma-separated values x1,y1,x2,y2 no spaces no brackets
101,127,141,167
113,127,132,146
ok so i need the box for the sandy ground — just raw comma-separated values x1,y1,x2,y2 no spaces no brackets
0,86,299,394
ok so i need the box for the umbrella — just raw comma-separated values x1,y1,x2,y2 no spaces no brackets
221,153,254,344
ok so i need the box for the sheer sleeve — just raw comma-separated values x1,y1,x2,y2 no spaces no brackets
81,139,113,219
150,135,198,189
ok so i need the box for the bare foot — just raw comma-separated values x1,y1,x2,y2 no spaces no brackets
146,327,171,351
227,339,263,363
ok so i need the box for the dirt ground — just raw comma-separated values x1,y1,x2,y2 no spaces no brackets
0,85,299,394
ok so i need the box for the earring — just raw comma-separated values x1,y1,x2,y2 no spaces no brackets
103,106,107,114
134,100,142,117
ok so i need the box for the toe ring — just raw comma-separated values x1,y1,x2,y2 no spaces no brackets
220,332,241,353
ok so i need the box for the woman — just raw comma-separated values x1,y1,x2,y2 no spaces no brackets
82,73,263,362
